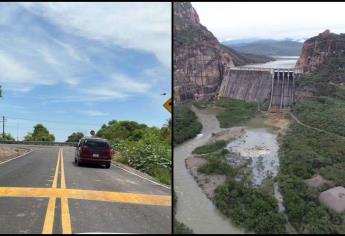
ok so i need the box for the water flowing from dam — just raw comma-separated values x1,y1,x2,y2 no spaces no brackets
174,105,245,234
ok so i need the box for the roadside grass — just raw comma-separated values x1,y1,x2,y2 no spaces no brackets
112,138,171,186
113,154,171,185
174,105,202,146
215,97,257,128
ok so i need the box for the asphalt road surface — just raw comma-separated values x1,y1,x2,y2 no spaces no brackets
0,145,171,234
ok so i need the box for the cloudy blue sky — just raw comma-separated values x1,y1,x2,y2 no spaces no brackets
192,2,345,41
0,2,171,141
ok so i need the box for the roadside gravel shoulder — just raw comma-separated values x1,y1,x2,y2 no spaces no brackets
111,161,171,190
0,146,31,163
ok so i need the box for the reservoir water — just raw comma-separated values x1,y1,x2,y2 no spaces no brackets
243,56,299,69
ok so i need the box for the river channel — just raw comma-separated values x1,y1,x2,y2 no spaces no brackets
174,57,296,233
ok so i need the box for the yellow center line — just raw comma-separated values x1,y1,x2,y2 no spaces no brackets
42,149,61,234
60,149,72,234
2,147,171,234
0,187,171,206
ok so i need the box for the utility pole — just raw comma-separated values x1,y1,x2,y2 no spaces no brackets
17,122,19,141
2,116,4,138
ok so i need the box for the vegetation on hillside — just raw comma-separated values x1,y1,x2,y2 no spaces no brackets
278,56,345,233
66,132,84,143
215,97,257,128
97,120,171,185
174,105,202,146
221,44,275,66
24,124,55,142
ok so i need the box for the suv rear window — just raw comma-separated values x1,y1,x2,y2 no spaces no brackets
83,140,110,149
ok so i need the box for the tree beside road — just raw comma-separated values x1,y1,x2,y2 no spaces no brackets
24,124,55,142
66,132,84,142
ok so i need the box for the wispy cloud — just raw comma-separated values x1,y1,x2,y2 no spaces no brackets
0,3,171,142
19,2,171,68
111,74,151,94
0,51,37,84
80,109,109,117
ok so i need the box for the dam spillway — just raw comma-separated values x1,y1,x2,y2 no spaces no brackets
218,67,300,112
269,70,296,112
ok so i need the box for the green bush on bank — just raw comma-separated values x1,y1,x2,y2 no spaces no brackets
192,140,286,234
215,97,257,128
192,140,226,155
214,179,286,234
174,105,202,146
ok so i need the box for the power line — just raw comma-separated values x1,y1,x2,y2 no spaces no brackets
5,116,103,127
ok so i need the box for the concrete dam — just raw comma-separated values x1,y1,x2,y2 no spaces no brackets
218,67,301,112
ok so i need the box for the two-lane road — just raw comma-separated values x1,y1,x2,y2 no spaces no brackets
0,145,171,234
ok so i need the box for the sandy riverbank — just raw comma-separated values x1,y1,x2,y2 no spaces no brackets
185,127,245,199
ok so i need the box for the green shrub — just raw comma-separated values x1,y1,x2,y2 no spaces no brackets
98,120,171,185
214,179,286,234
192,140,226,154
174,105,202,145
215,98,257,128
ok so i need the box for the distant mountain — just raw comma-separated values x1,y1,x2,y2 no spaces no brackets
223,39,303,56
221,44,275,66
222,38,261,46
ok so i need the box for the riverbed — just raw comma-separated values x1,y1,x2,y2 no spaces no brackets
174,105,245,234
174,57,295,233
226,118,280,186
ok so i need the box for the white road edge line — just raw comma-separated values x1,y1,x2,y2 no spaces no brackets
0,149,34,165
111,163,171,190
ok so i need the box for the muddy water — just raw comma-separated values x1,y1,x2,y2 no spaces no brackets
226,116,280,186
174,105,245,234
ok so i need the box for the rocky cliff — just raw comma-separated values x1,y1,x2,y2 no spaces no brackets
174,2,235,102
295,30,345,74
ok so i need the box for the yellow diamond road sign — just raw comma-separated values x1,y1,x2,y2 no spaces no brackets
163,98,172,113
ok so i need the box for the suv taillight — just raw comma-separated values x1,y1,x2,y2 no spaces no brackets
106,148,112,157
80,146,90,155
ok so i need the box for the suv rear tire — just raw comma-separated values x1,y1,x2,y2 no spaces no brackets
105,163,111,169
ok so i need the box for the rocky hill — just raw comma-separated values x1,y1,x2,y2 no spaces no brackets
296,30,345,74
174,2,273,103
174,2,234,102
